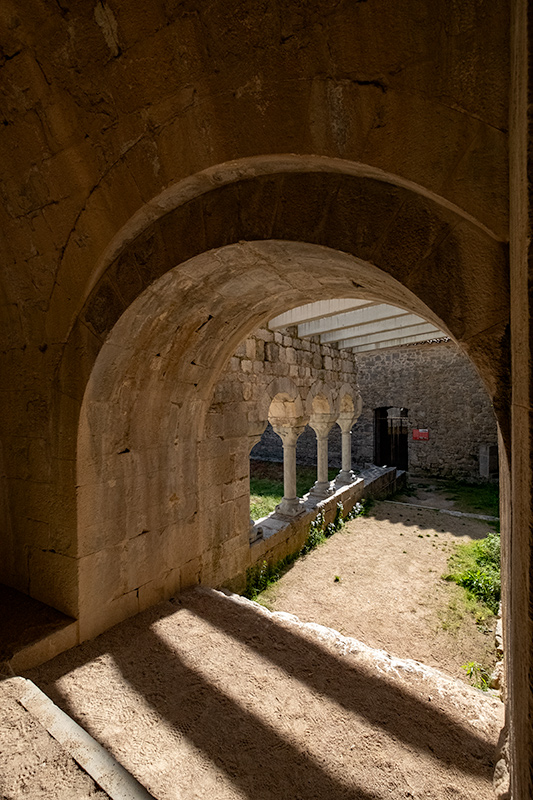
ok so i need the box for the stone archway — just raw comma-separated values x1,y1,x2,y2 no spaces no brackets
50,165,508,640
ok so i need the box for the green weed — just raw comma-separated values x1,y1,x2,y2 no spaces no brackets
443,531,501,615
325,502,346,537
243,555,297,600
462,660,491,691
300,511,326,554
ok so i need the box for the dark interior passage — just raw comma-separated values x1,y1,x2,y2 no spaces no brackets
374,407,409,471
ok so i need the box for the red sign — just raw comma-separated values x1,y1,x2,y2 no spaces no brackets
413,428,429,440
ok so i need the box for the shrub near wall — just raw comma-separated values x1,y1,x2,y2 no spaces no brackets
352,342,498,479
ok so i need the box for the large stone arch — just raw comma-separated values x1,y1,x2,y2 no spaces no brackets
47,167,509,638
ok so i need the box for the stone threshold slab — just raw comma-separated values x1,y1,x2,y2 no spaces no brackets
13,676,155,800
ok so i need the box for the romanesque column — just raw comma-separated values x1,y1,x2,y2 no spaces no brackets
309,418,336,498
271,424,306,517
336,417,356,486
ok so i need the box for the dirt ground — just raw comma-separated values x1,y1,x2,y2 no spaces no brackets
1,494,504,800
259,498,499,683
19,583,502,800
0,678,109,799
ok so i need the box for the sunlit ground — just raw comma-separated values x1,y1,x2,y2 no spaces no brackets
26,586,502,800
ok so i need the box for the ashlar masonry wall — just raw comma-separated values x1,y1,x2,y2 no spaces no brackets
211,332,497,482
211,326,358,469
352,341,498,479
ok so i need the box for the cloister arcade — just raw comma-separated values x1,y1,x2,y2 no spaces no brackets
249,379,362,532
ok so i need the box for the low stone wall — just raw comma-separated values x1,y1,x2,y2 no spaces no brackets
248,467,401,572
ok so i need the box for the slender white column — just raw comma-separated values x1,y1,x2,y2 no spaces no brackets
271,424,306,517
336,417,356,485
335,416,356,486
309,418,336,498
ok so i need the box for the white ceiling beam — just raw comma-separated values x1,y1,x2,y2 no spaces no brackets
350,335,448,353
338,323,442,350
319,313,431,344
297,303,410,338
268,299,371,330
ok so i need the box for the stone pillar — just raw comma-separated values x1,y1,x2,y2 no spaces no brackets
508,2,533,796
271,424,306,518
309,418,336,498
248,433,264,540
336,417,356,486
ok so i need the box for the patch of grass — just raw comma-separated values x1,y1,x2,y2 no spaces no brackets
250,477,283,520
249,466,338,521
443,531,501,615
442,479,499,518
438,586,491,632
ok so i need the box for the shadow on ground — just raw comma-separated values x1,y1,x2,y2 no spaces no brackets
25,587,500,800
365,501,496,538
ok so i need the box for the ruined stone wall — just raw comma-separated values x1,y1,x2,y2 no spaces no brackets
352,341,498,479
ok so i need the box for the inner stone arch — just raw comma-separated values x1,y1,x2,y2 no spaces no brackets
72,213,506,639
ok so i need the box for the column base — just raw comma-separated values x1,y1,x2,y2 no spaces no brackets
309,480,335,499
335,470,356,487
274,497,305,518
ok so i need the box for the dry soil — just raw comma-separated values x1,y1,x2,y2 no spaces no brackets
259,498,499,683
0,498,503,800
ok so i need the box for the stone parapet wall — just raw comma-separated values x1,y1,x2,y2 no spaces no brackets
352,342,498,479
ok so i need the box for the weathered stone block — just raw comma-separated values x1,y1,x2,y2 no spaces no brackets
265,342,279,361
